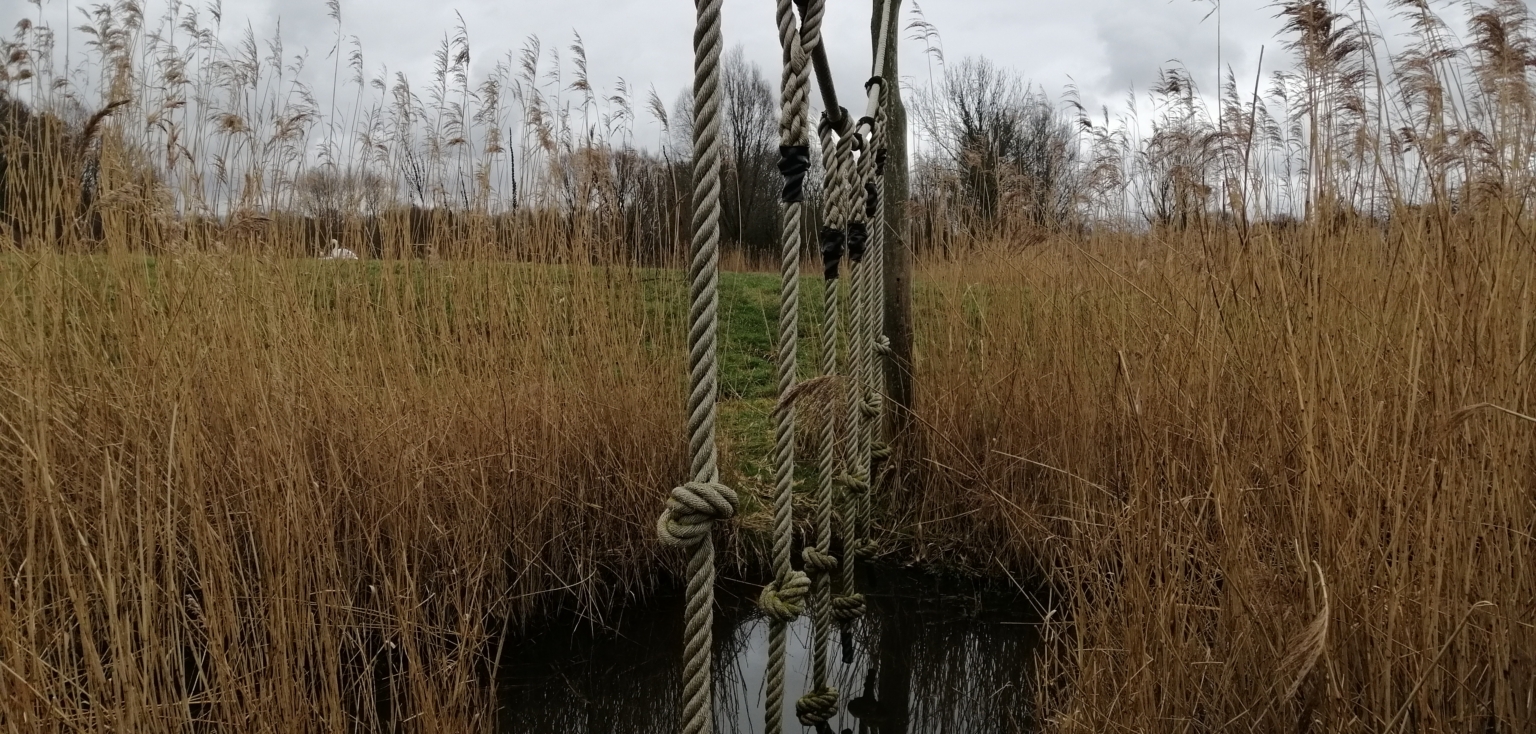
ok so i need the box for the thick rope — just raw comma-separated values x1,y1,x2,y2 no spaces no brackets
763,0,812,732
803,279,840,721
827,120,870,632
655,0,728,733
799,117,843,722
853,124,884,556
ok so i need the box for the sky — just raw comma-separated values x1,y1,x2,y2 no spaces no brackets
15,0,1492,146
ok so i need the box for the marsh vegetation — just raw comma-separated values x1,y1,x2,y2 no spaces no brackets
3,0,1534,731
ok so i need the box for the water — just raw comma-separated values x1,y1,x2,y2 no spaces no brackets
496,567,1042,733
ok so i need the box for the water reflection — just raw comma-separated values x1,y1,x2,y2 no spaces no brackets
496,567,1041,733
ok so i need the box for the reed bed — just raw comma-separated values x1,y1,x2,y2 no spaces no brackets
0,251,688,730
906,215,1535,731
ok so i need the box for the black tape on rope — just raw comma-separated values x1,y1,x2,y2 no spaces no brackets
864,181,879,219
847,221,868,263
778,145,811,203
820,226,845,280
875,148,889,176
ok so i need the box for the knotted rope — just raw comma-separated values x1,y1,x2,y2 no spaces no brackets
757,569,811,621
797,107,845,723
764,0,813,730
656,0,730,731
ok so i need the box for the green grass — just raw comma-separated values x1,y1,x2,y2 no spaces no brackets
715,271,826,489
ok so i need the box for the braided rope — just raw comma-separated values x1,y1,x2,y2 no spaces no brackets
867,100,894,476
655,0,727,732
811,273,839,689
801,0,826,61
855,126,884,550
765,0,811,731
802,121,842,709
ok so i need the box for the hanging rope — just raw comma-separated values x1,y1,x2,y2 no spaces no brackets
759,0,814,731
868,102,894,469
797,105,845,730
833,124,869,631
655,0,734,733
854,124,882,557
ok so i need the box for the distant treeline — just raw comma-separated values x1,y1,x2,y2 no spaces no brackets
6,0,1536,258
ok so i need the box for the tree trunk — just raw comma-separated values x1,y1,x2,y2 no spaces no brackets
873,0,914,443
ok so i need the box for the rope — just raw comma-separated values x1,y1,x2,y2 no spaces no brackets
852,129,880,561
655,0,730,731
868,103,894,468
830,78,876,635
799,116,843,720
763,0,812,731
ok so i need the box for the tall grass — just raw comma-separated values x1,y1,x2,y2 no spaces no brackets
908,215,1534,729
896,3,1536,728
0,252,689,729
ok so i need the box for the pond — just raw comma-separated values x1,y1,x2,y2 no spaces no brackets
496,566,1043,733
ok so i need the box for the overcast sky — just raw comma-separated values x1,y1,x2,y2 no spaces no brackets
21,0,1492,143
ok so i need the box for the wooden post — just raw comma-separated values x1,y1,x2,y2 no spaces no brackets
873,0,913,442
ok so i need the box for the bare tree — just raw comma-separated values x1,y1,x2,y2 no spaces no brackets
295,166,392,249
913,56,1082,231
720,46,778,255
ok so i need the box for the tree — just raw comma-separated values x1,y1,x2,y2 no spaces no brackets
294,166,391,250
720,46,778,255
913,56,1081,230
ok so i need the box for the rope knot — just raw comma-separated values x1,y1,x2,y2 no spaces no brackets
831,592,867,622
656,481,739,548
874,335,893,357
845,537,879,560
870,441,893,461
858,397,880,419
757,570,811,622
836,474,870,495
802,547,840,574
795,686,840,726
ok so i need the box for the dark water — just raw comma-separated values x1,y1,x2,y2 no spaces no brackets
496,567,1042,733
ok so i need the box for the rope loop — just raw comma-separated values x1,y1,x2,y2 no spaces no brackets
816,109,841,138
758,570,811,622
831,592,866,622
802,546,840,574
795,687,841,726
656,481,739,548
